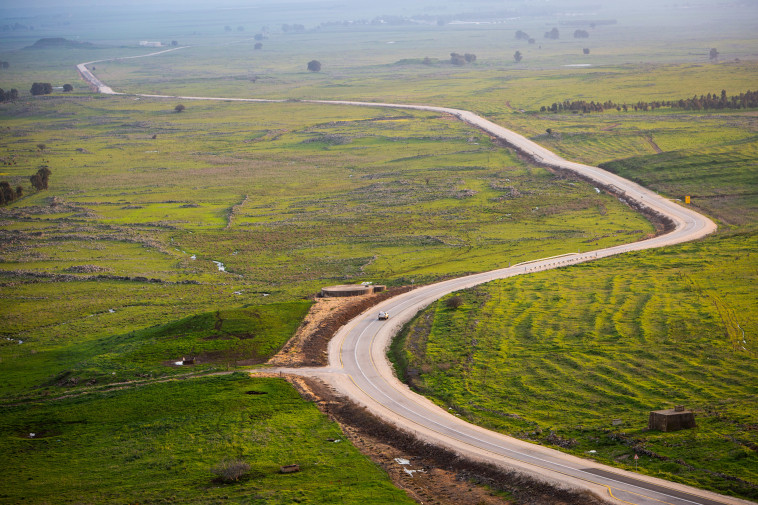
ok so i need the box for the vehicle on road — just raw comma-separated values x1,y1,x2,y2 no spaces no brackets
378,311,389,320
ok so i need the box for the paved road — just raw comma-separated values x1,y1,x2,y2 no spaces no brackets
77,55,753,505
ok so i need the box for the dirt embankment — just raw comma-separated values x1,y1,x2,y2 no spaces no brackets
285,375,610,505
267,286,415,367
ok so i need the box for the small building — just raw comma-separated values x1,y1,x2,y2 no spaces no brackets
648,406,696,432
320,284,386,297
139,41,162,47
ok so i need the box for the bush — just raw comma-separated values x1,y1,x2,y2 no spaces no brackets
445,296,463,309
307,60,321,72
174,104,185,113
211,458,250,482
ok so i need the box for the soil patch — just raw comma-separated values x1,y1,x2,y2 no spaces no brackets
267,286,415,367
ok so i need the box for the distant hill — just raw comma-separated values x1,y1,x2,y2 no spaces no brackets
24,38,95,49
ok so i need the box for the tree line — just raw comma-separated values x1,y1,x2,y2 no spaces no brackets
540,90,758,113
0,88,19,102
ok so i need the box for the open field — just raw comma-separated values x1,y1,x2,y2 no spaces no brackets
0,374,415,504
1,1,757,502
0,96,654,397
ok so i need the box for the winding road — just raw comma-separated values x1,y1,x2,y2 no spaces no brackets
76,52,753,505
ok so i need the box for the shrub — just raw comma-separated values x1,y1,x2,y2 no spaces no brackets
211,458,250,482
445,296,463,309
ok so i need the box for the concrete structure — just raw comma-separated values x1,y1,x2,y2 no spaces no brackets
648,406,696,432
321,284,386,297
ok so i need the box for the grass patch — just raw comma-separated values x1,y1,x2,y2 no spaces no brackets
0,374,414,504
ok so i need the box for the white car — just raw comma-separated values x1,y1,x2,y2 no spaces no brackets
378,311,389,320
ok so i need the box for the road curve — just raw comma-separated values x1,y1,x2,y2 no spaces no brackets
76,55,751,505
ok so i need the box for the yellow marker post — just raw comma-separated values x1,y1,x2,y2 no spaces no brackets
685,195,691,204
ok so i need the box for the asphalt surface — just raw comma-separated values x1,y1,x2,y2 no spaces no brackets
77,54,753,505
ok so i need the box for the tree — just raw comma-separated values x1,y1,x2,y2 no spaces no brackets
237,26,244,32
544,27,559,40
464,53,476,63
450,52,466,66
709,48,719,61
16,186,23,198
515,30,530,40
30,82,52,95
254,42,262,50
0,181,15,204
171,40,178,46
307,60,321,72
573,29,589,38
37,143,46,152
0,61,9,69
174,104,185,113
62,83,73,92
514,50,522,63
583,48,590,55
30,166,51,190
224,25,232,32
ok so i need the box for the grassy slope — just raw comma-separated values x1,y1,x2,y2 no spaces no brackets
1,301,312,399
0,374,414,505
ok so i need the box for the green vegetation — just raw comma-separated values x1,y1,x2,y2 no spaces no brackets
2,1,757,501
1,301,312,399
0,374,414,504
391,232,757,498
0,97,651,402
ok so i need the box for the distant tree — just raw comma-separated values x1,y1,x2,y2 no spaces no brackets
174,104,185,113
515,30,530,40
171,40,178,46
254,42,262,50
528,38,535,44
546,128,553,135
422,56,432,65
8,88,17,101
514,50,522,63
292,24,305,32
0,181,15,204
464,53,476,63
237,26,244,32
30,82,52,95
0,61,8,69
544,27,559,40
573,29,590,38
254,33,264,41
282,23,291,32
36,143,46,151
709,48,719,61
450,52,466,66
445,296,463,309
224,25,232,32
307,60,321,72
62,83,73,92
583,48,590,55
30,166,51,190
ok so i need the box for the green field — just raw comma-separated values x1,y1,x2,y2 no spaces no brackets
0,374,414,504
1,1,757,502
